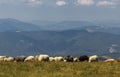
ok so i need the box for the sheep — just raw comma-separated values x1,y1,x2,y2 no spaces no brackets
104,59,117,62
24,56,35,62
15,55,26,62
35,55,39,61
36,54,49,62
73,57,79,62
78,55,89,62
64,55,74,62
89,55,98,62
49,57,55,62
4,56,15,62
0,56,6,61
54,56,63,62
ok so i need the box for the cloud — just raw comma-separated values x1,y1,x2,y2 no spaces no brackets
0,0,42,6
76,0,94,6
25,0,42,6
56,0,66,6
97,1,115,6
0,0,119,8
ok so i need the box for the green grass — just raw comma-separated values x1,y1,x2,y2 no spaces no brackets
0,62,120,77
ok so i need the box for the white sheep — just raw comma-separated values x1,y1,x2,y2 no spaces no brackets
54,56,63,62
49,57,55,62
73,57,79,62
0,56,7,61
36,54,49,62
4,56,14,62
24,56,34,62
104,59,117,62
89,55,98,62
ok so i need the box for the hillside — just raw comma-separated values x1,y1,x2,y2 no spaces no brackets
0,30,120,58
1,19,120,34
0,18,41,32
0,19,120,58
30,20,120,35
34,21,95,31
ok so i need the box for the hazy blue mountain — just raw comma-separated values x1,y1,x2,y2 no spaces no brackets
30,21,95,31
0,30,120,58
0,18,42,32
73,25,120,35
94,22,120,35
28,20,57,26
1,19,120,35
59,21,120,35
29,20,120,35
0,19,120,58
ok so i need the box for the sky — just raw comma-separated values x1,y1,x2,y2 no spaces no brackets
0,0,120,22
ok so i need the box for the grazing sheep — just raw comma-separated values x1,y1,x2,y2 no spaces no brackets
104,59,117,62
15,55,26,62
54,56,63,62
89,55,98,62
78,55,89,62
36,54,49,62
73,57,79,62
0,56,6,61
64,55,74,62
24,56,34,62
4,56,15,62
35,55,39,61
49,57,55,62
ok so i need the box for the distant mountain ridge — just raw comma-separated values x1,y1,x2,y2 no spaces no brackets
0,18,41,32
0,19,120,58
1,18,120,34
29,20,120,34
37,21,95,31
0,30,120,58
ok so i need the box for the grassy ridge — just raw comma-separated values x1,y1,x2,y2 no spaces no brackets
0,62,120,77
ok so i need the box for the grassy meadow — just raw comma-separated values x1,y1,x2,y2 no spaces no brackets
0,62,120,77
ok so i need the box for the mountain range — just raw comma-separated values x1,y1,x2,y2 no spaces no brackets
0,18,41,32
30,20,120,35
0,18,120,58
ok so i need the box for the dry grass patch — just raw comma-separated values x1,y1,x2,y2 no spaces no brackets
0,62,120,77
